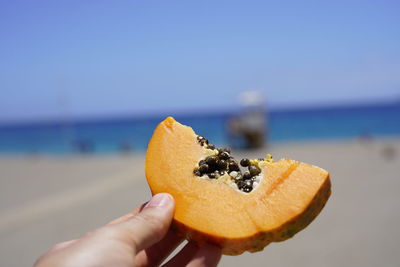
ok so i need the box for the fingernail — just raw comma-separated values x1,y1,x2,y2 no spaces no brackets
145,193,171,208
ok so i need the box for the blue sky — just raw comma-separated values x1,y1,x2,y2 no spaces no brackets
0,0,399,122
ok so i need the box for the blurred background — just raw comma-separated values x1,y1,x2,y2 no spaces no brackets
0,0,399,266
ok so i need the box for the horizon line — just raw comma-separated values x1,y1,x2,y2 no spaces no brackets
0,98,399,128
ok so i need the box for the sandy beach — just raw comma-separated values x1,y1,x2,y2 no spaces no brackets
1,139,400,267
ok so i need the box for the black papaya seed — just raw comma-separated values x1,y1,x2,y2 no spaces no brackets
193,169,201,176
228,161,240,172
206,156,217,166
219,151,230,160
217,159,228,170
243,171,252,180
249,165,261,176
199,164,209,173
240,158,250,167
208,172,216,179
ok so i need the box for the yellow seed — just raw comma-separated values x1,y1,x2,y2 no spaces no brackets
265,154,274,163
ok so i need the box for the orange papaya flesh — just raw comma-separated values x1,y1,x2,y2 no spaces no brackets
145,117,331,255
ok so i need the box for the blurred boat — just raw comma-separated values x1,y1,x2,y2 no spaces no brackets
227,91,268,149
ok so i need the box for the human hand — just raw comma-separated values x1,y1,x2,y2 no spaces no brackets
34,193,221,267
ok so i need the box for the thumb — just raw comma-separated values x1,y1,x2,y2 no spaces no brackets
112,193,175,252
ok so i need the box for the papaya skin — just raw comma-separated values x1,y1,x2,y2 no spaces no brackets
145,117,331,255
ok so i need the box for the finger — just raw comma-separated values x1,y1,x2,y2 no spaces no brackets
163,242,222,267
45,239,78,254
187,243,222,267
135,229,184,267
162,241,199,267
108,193,175,252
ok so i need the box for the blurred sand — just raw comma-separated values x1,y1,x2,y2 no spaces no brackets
1,139,400,267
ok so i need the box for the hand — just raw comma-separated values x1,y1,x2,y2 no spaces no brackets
34,193,221,267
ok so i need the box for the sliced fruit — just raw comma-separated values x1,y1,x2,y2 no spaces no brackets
145,117,331,255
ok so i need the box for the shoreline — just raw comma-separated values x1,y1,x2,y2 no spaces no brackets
0,136,399,158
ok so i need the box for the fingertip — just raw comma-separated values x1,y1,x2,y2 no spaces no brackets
144,193,174,209
111,193,175,252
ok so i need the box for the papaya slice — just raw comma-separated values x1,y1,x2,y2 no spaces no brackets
145,117,331,255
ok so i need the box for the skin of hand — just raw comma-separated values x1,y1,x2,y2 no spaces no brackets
34,193,222,267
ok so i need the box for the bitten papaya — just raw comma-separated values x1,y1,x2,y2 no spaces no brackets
145,117,331,255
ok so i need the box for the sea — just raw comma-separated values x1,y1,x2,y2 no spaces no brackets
0,102,399,155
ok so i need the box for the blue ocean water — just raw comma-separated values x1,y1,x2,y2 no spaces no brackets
0,103,399,155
